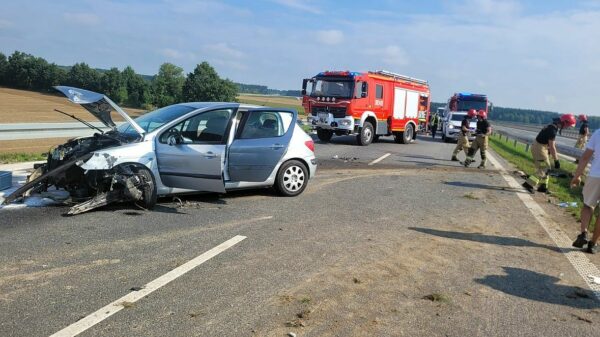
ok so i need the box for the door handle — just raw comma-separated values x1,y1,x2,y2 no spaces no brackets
270,144,285,150
204,151,217,159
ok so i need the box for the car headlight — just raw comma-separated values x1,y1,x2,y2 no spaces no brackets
339,119,351,126
448,124,454,129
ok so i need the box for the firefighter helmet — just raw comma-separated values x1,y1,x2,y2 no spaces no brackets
477,109,487,119
560,113,576,128
579,114,588,122
467,109,477,118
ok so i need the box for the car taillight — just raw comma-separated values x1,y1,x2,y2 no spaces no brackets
304,140,315,152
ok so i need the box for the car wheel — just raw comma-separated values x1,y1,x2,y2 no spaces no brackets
357,121,374,146
316,128,333,142
397,123,414,144
130,165,157,209
275,160,308,197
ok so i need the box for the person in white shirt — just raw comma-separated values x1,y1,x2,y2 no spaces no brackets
571,128,600,254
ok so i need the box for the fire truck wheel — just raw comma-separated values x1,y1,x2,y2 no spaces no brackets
316,129,333,142
396,124,414,144
357,121,374,146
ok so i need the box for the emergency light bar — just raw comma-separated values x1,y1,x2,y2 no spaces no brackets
371,70,428,85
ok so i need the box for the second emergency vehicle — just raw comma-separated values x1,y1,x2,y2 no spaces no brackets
302,70,431,146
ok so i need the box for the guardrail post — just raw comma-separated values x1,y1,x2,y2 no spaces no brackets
513,139,518,147
525,143,530,152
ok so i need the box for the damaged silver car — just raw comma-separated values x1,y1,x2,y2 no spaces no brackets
3,86,317,214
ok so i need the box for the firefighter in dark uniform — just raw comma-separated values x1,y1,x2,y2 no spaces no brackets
431,112,440,138
463,109,491,168
452,109,476,161
522,114,576,193
575,114,589,163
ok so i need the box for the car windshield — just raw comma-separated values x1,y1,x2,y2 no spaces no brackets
457,100,487,111
451,114,468,121
117,105,196,134
310,79,354,98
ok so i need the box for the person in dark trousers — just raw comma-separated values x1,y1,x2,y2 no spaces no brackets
452,109,476,161
522,114,576,193
431,112,440,139
575,114,589,163
463,110,491,168
571,127,600,253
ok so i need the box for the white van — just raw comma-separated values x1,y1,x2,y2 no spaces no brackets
441,111,477,142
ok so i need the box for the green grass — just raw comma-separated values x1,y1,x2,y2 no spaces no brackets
489,134,595,228
236,97,306,116
0,152,47,164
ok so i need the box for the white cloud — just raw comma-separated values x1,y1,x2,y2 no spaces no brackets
364,45,409,67
272,0,321,15
0,19,12,29
315,30,344,45
159,48,195,60
63,13,100,26
203,42,244,59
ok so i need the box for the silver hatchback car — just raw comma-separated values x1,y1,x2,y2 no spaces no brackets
4,86,317,214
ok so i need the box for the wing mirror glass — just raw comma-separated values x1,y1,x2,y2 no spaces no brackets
361,82,368,98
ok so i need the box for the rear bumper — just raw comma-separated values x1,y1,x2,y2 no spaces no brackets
305,156,317,178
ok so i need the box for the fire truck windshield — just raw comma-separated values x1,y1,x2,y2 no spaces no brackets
310,79,353,98
457,100,487,112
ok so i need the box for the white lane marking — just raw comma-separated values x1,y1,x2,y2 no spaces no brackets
369,153,391,166
487,153,600,300
50,235,247,337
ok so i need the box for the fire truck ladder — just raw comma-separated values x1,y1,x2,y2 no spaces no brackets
371,70,428,85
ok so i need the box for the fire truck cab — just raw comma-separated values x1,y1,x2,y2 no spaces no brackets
302,70,430,146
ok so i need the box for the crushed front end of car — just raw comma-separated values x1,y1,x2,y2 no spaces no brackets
2,86,156,215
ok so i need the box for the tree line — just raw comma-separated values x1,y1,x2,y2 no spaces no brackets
0,50,238,109
430,102,599,130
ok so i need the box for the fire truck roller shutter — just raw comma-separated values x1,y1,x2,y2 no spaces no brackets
393,88,406,119
405,91,420,119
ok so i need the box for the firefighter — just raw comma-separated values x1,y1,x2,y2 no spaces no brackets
431,112,440,138
451,109,476,161
574,114,589,163
463,109,491,169
522,114,576,193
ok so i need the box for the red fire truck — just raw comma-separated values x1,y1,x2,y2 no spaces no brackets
302,70,431,146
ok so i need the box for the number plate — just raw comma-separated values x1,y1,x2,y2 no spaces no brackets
318,113,328,123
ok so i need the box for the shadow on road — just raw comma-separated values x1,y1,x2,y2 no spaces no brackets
444,181,527,193
408,227,561,252
475,267,599,309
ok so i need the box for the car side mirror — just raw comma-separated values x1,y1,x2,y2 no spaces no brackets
302,79,308,96
361,82,368,98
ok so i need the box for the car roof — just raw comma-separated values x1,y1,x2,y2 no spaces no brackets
176,102,265,110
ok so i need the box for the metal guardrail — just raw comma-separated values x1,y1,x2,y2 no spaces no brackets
490,120,585,139
493,128,583,159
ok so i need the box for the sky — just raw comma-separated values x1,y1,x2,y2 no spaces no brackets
1,0,600,113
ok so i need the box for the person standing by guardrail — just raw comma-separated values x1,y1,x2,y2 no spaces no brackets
452,109,476,161
570,127,600,254
463,110,491,168
522,114,576,193
431,112,440,139
574,114,589,163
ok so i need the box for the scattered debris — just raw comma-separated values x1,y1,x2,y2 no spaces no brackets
285,319,305,327
589,275,600,285
129,286,143,291
331,155,359,162
353,277,362,284
120,301,135,308
463,193,479,200
296,309,311,319
558,202,578,208
571,313,593,323
287,332,297,337
422,293,451,303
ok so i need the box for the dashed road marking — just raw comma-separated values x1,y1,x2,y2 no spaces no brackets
488,153,600,300
49,235,247,337
369,153,391,166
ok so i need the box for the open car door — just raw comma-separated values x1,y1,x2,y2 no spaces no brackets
155,108,235,193
228,108,297,182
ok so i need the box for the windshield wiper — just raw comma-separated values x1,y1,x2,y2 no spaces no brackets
54,109,105,134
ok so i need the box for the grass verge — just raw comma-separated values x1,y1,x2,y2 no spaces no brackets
488,134,592,227
236,97,306,116
0,152,47,164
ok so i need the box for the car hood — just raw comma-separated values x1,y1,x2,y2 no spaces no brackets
54,86,145,135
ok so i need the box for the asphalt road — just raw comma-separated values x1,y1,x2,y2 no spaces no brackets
1,134,599,337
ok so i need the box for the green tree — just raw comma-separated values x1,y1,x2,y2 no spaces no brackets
0,52,8,85
182,62,238,102
152,63,184,107
122,66,150,107
67,62,102,92
101,67,128,104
